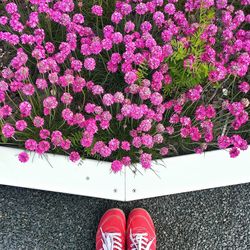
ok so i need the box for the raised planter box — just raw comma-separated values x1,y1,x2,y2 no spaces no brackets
0,145,249,201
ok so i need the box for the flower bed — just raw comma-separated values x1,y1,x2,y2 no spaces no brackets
0,0,249,174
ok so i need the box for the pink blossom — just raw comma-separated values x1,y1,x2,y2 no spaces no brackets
121,156,131,166
140,153,152,169
124,71,137,84
239,82,250,93
111,11,123,24
39,129,50,139
36,79,47,90
15,120,27,132
160,147,169,156
25,139,37,151
108,139,120,151
218,135,231,149
33,116,44,128
22,84,35,96
18,152,29,163
61,93,73,105
102,94,114,106
2,123,15,138
5,3,18,14
92,5,103,16
43,96,58,110
229,147,240,158
36,141,50,155
84,57,96,71
111,160,123,172
69,151,81,162
61,139,71,150
121,141,130,151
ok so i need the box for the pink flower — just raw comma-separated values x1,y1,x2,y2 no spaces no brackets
164,3,176,15
141,134,154,148
61,139,71,150
69,151,81,162
125,21,135,33
132,137,142,148
61,93,73,105
33,116,44,128
195,105,206,121
229,147,240,158
111,11,123,24
121,141,130,151
124,71,137,84
160,147,169,156
62,108,74,121
0,104,12,118
239,81,250,93
121,156,131,166
92,5,103,16
111,160,123,172
16,120,27,132
2,123,15,138
43,96,58,110
138,119,152,132
84,57,96,71
140,153,152,169
0,80,8,92
25,139,37,151
19,101,32,117
5,3,18,14
39,129,50,139
51,131,63,147
150,92,163,105
108,138,120,151
206,105,216,119
99,146,112,158
71,59,82,72
186,85,202,102
136,3,148,15
153,134,163,144
36,141,50,154
18,152,29,163
102,94,114,106
36,78,47,90
218,135,231,149
190,127,201,142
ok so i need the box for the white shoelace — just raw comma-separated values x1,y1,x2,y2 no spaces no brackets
130,231,154,250
101,228,122,250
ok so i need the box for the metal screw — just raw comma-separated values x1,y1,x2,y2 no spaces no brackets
132,189,136,193
86,176,90,180
114,189,117,193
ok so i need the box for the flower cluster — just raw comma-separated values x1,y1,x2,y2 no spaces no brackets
0,0,249,172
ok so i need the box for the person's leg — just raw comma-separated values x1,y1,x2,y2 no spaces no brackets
96,208,126,250
126,208,156,250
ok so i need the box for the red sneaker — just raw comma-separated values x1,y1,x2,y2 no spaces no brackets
127,208,156,250
96,208,126,250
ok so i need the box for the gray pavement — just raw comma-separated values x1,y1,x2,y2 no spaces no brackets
0,183,250,250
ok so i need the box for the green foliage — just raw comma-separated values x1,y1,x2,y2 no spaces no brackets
164,7,215,96
68,130,82,148
136,61,149,85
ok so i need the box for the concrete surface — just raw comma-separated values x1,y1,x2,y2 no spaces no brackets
0,183,250,249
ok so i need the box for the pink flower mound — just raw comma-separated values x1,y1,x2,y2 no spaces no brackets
0,0,249,172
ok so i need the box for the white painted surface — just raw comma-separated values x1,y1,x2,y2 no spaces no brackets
0,146,249,201
0,146,125,201
126,148,250,201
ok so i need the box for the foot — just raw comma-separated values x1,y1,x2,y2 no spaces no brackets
127,208,156,250
96,208,126,250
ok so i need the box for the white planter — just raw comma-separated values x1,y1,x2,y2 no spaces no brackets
0,145,249,201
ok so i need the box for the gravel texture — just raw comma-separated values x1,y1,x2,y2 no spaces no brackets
0,184,250,250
